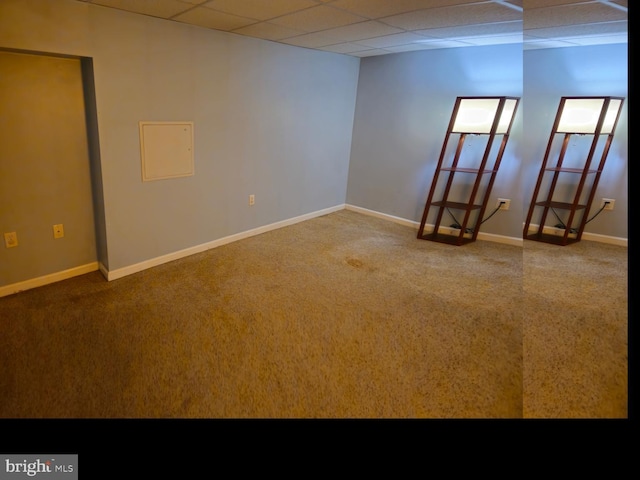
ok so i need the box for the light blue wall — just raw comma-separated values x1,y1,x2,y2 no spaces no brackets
0,0,360,272
0,0,628,286
523,44,628,239
346,44,524,239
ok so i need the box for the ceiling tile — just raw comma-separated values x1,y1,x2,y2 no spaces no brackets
523,0,589,7
90,0,194,18
310,20,404,42
200,0,317,21
564,33,628,45
279,30,343,47
268,4,367,31
524,20,628,40
396,38,473,49
328,0,475,20
232,21,307,40
173,6,256,30
354,32,432,48
458,33,523,45
523,38,579,49
351,48,391,57
381,3,522,31
416,20,522,39
524,3,626,29
76,0,627,57
318,42,372,53
382,43,440,52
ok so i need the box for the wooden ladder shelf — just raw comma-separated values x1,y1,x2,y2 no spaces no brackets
418,96,520,246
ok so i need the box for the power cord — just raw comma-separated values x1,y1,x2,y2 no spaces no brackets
448,201,505,234
553,200,610,233
585,201,609,224
552,207,572,232
480,202,504,225
447,208,470,232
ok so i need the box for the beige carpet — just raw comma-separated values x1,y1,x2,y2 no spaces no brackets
523,239,628,418
0,210,626,418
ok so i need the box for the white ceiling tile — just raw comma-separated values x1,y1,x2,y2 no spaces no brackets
415,20,522,38
90,0,194,18
381,3,522,31
524,3,626,29
407,39,474,49
279,30,343,47
522,40,575,51
523,0,592,8
173,6,256,30
562,33,627,45
328,0,475,20
318,42,372,53
77,0,628,57
351,48,391,57
523,38,582,49
268,5,367,31
200,0,317,21
525,20,627,40
232,21,307,40
354,32,432,48
312,20,404,42
382,43,433,52
458,33,523,45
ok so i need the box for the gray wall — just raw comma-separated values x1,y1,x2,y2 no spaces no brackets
346,44,524,239
0,0,360,277
522,44,628,239
0,51,97,286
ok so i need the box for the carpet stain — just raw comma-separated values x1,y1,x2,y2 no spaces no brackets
346,258,364,268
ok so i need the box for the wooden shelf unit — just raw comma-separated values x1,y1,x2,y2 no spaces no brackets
418,96,520,246
523,96,624,246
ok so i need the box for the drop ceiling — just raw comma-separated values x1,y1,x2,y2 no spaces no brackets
75,0,628,56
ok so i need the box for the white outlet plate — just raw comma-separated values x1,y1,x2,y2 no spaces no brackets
53,224,64,239
249,194,255,206
601,198,615,210
497,198,510,210
4,232,18,248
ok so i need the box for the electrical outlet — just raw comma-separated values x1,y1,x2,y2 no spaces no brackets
249,194,255,206
601,198,615,211
4,232,18,248
53,224,64,239
497,198,510,211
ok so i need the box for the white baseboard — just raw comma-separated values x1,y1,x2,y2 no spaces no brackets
345,204,523,247
525,224,628,247
5,209,623,297
475,231,524,247
0,262,99,298
581,231,627,247
345,204,420,228
105,204,346,281
99,262,109,280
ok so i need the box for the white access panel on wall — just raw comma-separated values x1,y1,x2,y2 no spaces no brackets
139,121,194,181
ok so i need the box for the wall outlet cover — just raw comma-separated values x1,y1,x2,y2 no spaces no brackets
4,232,18,248
53,224,64,239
